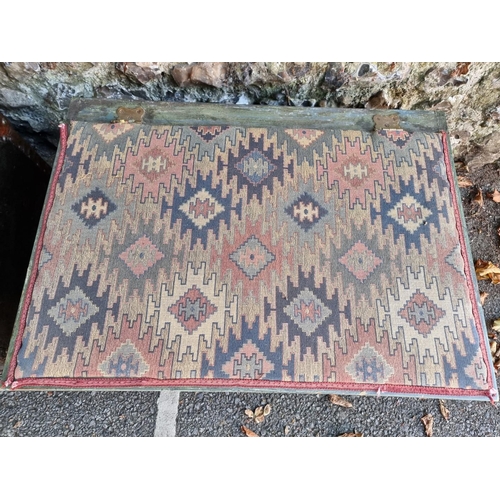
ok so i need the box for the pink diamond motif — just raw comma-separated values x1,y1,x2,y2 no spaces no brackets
398,290,446,336
119,236,164,277
339,241,382,281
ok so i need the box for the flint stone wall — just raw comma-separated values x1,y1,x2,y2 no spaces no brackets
0,62,499,170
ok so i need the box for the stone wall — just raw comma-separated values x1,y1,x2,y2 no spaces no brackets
1,62,499,169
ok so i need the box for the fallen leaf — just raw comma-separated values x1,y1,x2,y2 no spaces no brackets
244,409,254,419
338,432,363,437
284,425,290,436
254,406,264,418
254,415,265,424
241,425,259,437
421,414,434,437
263,404,271,416
13,420,23,429
328,394,353,408
457,176,473,188
490,341,498,357
493,319,500,332
439,400,450,421
480,292,489,305
486,189,500,203
473,189,484,207
494,359,500,372
475,260,500,283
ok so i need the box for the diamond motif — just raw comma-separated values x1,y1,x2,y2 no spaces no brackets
221,340,275,379
92,123,134,142
285,129,324,147
168,285,218,334
398,290,446,336
339,241,382,281
346,343,395,383
119,236,164,277
47,286,99,335
284,288,332,335
230,236,275,279
445,244,466,277
98,340,150,377
71,188,117,228
378,129,411,148
179,188,225,229
191,125,229,142
387,194,432,234
234,150,278,185
38,247,53,269
285,193,328,232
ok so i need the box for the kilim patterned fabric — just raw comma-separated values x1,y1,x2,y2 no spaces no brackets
4,120,497,400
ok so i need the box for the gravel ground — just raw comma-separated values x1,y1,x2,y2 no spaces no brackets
175,391,500,437
0,391,158,436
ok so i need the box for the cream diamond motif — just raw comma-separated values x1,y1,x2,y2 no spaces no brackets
179,188,225,229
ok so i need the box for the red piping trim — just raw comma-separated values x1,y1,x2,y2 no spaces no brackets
441,131,495,394
7,376,494,398
5,123,68,387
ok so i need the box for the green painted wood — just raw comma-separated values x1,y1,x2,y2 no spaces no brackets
68,99,448,132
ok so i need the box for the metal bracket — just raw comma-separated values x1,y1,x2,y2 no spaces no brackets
114,106,145,124
373,113,402,131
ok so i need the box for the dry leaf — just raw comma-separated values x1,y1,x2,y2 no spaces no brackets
494,359,500,372
328,394,353,408
13,420,23,429
457,176,473,188
421,414,434,437
475,260,500,283
338,432,363,437
473,189,484,207
486,189,500,203
284,425,290,436
244,409,254,419
490,341,498,357
493,319,500,332
241,426,259,437
254,406,264,418
254,415,265,424
439,400,450,421
263,404,271,416
480,292,489,305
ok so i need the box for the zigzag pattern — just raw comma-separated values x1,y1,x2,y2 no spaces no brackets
12,122,494,397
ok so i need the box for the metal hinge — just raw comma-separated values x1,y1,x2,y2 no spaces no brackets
114,106,145,124
373,113,402,131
